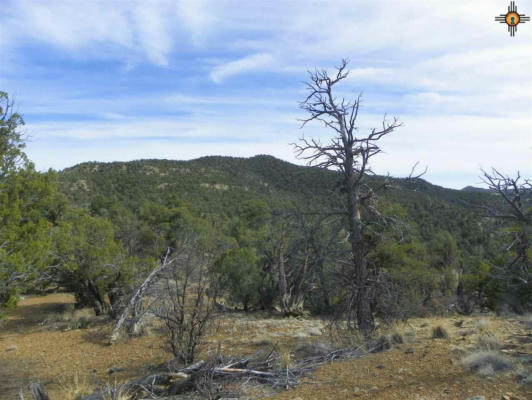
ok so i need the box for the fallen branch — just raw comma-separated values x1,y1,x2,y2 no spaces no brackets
28,383,49,400
109,249,171,345
83,345,370,399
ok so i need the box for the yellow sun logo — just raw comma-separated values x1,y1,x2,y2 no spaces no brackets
495,1,530,36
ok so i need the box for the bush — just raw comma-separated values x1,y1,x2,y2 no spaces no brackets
371,335,393,353
432,325,449,339
212,247,260,311
461,350,514,374
391,332,405,344
157,238,220,364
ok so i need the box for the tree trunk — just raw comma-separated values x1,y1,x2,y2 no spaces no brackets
85,279,109,316
278,245,290,315
345,153,375,335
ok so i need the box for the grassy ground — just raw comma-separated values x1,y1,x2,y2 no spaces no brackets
1,293,531,399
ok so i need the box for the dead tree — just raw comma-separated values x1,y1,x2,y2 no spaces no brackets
294,59,405,335
276,226,311,317
480,168,531,310
261,218,321,317
109,249,172,344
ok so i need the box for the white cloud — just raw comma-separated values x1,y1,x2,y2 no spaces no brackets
210,53,274,83
2,0,531,189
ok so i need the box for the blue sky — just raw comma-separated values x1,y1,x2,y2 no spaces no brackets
1,0,531,189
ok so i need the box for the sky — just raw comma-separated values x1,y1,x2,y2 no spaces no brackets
1,0,531,189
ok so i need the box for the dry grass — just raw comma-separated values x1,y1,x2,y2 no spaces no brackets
475,333,502,351
371,334,393,353
56,372,93,400
100,383,132,400
475,318,493,333
40,307,103,330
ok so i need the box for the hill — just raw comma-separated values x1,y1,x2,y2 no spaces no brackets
57,155,496,247
57,155,339,214
57,155,492,212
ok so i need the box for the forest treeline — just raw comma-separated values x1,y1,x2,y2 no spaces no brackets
1,83,530,332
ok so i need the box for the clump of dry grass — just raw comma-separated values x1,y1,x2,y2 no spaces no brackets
100,384,132,400
462,350,514,375
475,318,493,332
475,334,501,351
324,324,365,348
431,324,449,339
56,372,93,400
41,308,100,330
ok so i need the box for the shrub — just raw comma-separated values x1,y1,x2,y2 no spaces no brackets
432,325,449,339
391,332,405,344
462,350,514,374
157,238,220,365
371,335,393,353
294,341,333,358
212,247,260,311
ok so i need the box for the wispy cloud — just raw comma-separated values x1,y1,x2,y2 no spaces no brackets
210,53,274,83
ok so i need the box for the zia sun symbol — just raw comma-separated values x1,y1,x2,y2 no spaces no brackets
495,1,530,36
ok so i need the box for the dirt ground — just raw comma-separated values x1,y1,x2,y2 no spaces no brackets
271,319,532,400
1,293,531,400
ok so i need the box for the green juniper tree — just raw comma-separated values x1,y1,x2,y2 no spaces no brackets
0,91,58,316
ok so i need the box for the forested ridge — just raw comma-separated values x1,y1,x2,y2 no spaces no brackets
58,155,500,257
54,155,526,317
